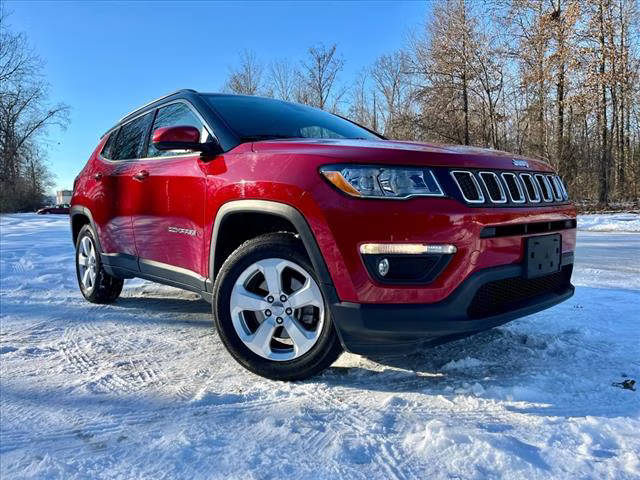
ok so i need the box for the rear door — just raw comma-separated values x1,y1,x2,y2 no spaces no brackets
130,101,212,287
95,112,153,270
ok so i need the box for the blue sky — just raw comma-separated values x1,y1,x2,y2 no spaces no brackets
7,0,428,193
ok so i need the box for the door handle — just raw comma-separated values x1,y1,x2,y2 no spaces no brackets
133,170,149,181
93,172,103,181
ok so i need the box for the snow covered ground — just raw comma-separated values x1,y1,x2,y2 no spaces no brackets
578,212,640,233
1,213,639,479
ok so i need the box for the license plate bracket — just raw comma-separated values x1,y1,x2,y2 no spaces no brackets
524,234,562,279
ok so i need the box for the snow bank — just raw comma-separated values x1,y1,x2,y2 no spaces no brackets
578,213,640,232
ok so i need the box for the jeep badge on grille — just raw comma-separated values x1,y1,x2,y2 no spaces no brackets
512,159,529,168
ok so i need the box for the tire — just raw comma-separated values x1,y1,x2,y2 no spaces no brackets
75,224,124,304
213,233,343,381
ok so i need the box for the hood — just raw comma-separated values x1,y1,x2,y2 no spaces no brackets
250,138,554,172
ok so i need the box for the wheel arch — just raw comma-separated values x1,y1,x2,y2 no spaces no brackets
209,200,338,304
69,206,102,253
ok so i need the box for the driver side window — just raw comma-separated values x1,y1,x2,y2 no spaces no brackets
147,103,211,158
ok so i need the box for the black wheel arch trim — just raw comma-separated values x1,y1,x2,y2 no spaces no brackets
208,200,339,307
70,205,103,253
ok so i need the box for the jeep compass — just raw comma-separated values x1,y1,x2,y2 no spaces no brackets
70,89,576,380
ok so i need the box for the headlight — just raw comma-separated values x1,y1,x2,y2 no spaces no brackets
319,165,444,199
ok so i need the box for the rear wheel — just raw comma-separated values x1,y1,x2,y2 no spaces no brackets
213,233,342,380
75,224,123,304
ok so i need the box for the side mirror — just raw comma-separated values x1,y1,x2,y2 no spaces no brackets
152,125,221,156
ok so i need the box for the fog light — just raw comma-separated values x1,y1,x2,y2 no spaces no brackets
378,258,390,277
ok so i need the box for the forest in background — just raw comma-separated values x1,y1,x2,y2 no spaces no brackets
223,0,640,207
0,8,68,213
1,0,638,212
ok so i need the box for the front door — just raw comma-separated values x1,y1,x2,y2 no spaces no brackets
131,102,211,288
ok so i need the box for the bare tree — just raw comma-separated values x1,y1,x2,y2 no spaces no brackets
300,43,345,111
224,50,264,95
409,0,482,145
371,51,412,137
268,59,299,101
0,10,69,212
348,70,376,130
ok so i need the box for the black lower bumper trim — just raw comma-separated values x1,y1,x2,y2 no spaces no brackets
330,253,574,355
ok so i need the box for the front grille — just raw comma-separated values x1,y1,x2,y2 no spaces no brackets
467,266,572,319
448,169,568,207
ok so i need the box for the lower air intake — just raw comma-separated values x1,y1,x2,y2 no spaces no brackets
467,265,572,319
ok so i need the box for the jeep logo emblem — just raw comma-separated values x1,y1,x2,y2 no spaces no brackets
512,159,529,168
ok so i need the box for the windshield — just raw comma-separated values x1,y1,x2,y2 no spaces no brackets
205,94,380,142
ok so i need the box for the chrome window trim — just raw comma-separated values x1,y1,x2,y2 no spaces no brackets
519,173,541,203
450,170,485,204
500,172,526,203
99,99,219,164
100,110,155,163
117,89,196,124
535,174,553,202
479,171,507,204
547,174,563,201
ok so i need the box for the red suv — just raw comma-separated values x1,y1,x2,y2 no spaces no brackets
71,89,576,380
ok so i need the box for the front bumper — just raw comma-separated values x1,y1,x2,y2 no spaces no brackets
330,253,574,355
307,190,577,304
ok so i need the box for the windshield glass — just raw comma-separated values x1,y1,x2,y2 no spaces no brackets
205,94,380,142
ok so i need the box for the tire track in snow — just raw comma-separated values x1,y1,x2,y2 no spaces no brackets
287,382,416,479
89,359,163,394
0,390,264,455
57,314,173,395
59,340,99,374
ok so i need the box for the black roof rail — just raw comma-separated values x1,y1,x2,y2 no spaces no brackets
118,89,198,123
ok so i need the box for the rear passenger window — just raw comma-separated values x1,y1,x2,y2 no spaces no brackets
147,103,211,158
101,129,118,159
111,112,153,160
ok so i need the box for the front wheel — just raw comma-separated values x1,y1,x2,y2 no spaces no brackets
213,233,343,381
75,224,123,304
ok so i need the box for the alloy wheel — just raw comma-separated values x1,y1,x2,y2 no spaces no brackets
229,258,325,361
78,235,97,292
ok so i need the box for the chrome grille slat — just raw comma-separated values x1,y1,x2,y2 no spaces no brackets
552,175,568,201
547,174,563,201
450,171,484,203
501,172,525,203
519,173,541,203
535,174,553,202
479,172,507,203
